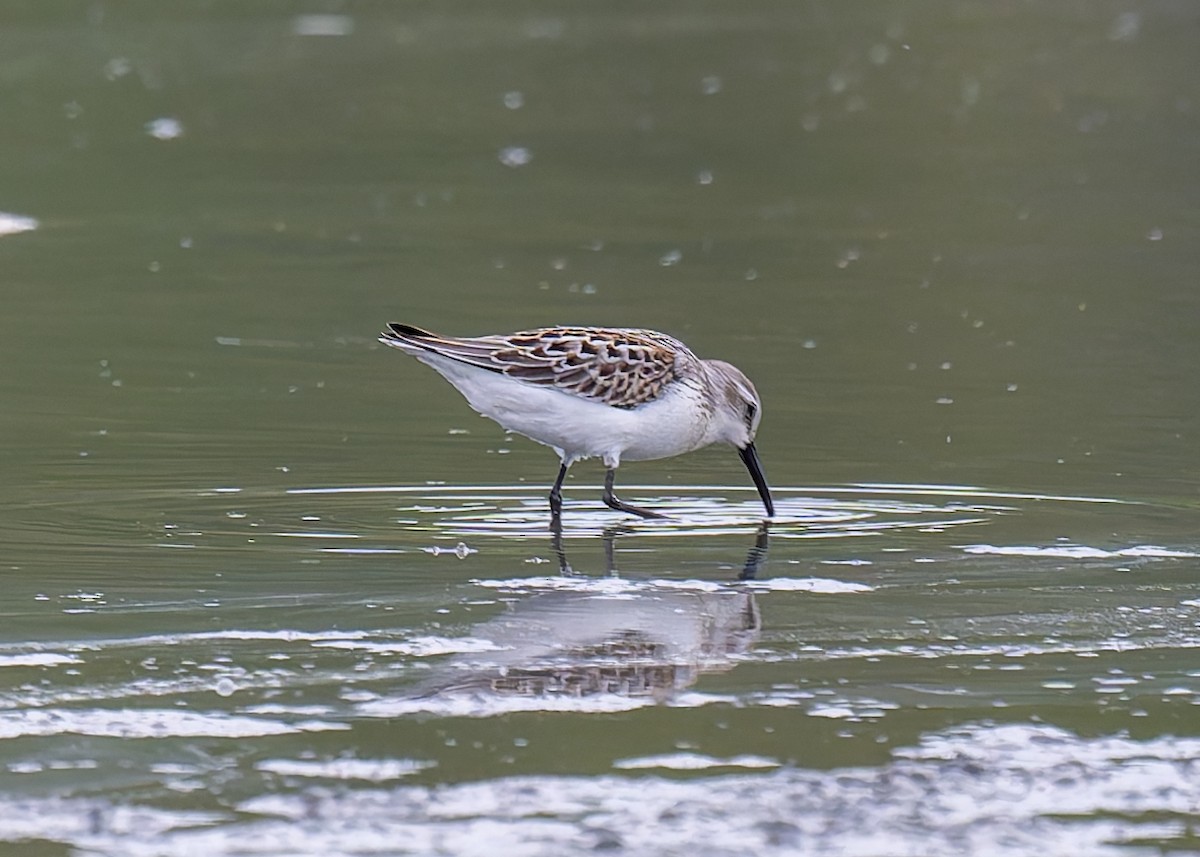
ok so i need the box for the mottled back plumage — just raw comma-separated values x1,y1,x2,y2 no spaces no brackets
382,324,688,409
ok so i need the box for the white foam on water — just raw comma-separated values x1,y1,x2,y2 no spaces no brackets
144,117,184,140
0,212,38,236
357,693,652,718
311,635,503,657
962,544,1198,559
0,802,223,846
472,576,871,595
0,653,80,668
0,708,347,739
15,721,1197,856
614,752,778,770
256,757,434,782
743,577,874,593
0,628,376,656
271,531,360,539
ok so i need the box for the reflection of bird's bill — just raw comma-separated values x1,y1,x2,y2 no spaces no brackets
738,442,775,518
413,589,760,700
739,522,771,581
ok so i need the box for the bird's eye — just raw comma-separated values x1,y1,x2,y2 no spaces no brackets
744,402,758,426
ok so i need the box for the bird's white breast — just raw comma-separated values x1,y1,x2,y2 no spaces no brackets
413,353,714,467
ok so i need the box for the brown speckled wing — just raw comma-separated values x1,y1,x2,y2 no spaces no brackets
496,328,682,408
383,324,684,409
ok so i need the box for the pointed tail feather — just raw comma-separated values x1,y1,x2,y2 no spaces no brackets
379,322,506,373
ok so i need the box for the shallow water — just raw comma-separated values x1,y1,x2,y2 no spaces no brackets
3,3,1199,855
4,483,1198,855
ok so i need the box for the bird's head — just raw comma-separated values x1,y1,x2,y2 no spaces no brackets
705,359,764,449
704,359,774,518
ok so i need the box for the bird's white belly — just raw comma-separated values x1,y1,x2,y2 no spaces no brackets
417,354,712,466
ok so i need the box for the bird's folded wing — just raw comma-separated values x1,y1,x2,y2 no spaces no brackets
385,324,680,409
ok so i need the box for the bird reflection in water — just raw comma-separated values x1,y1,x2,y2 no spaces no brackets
415,525,769,702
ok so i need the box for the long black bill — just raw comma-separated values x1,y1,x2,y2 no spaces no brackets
738,442,775,518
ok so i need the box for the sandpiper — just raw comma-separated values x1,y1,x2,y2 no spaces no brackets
379,323,774,520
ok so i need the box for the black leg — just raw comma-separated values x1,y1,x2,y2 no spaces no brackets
602,469,666,519
549,462,569,519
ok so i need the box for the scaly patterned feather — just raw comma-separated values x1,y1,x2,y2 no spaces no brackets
381,324,686,408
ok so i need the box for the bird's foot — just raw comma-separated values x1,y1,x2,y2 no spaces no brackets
602,493,667,519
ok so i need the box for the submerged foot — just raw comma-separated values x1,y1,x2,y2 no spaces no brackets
602,467,666,519
601,491,666,519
